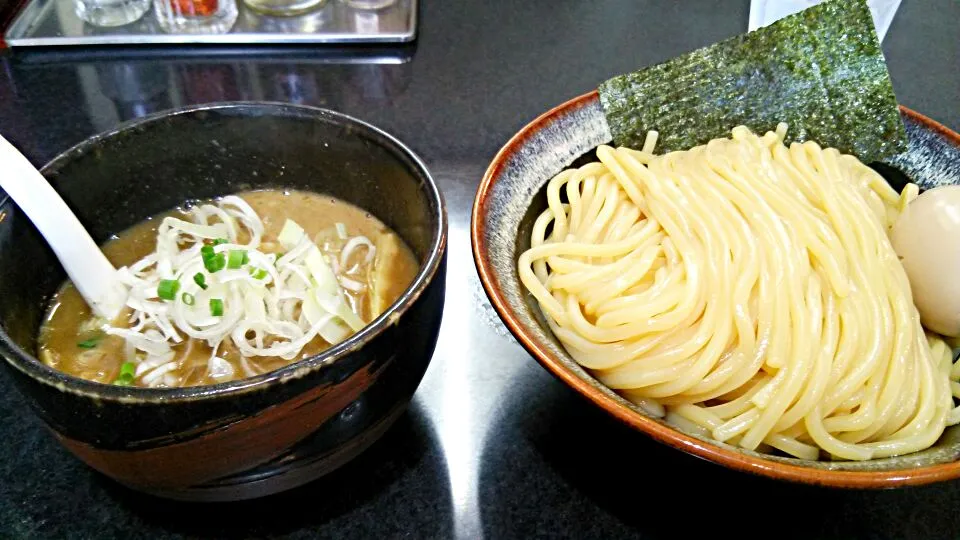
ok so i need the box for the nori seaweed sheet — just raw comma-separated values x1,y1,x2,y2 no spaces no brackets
598,0,906,163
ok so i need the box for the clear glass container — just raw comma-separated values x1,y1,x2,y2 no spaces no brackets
341,0,395,9
74,0,151,27
240,6,330,31
154,0,238,33
243,0,326,17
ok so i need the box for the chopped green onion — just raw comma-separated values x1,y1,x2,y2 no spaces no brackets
120,362,136,377
182,292,196,306
241,251,249,265
201,247,215,264
249,267,268,280
212,238,228,246
204,253,226,273
113,370,135,386
227,250,247,269
77,337,101,349
157,279,180,300
210,298,224,317
193,272,208,290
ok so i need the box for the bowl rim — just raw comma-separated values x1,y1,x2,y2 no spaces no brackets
471,89,960,488
0,101,448,404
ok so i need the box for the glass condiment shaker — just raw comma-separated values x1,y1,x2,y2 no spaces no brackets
243,0,326,17
154,0,238,33
341,0,395,9
241,6,329,31
74,0,151,27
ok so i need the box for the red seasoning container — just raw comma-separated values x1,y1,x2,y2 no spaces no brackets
155,0,237,33
169,0,219,16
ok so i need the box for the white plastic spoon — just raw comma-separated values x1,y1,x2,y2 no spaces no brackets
0,135,126,321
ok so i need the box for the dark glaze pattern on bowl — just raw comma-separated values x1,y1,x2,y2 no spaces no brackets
472,90,960,488
0,102,447,501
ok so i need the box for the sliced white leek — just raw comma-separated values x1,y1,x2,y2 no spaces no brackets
102,200,376,387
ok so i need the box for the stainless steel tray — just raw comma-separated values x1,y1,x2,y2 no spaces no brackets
4,0,416,47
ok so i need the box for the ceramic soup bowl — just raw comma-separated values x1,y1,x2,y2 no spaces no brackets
0,102,447,501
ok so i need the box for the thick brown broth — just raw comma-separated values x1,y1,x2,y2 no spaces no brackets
38,190,419,387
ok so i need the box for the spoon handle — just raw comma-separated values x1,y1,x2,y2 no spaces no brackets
0,135,124,320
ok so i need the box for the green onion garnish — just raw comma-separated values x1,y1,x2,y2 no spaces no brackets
157,279,180,300
204,253,226,273
113,368,135,386
227,250,247,269
77,337,101,349
193,272,207,290
210,298,224,317
182,292,196,306
249,267,268,280
202,245,224,272
120,362,136,377
212,238,228,246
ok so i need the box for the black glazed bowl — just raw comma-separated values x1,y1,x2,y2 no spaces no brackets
0,103,447,501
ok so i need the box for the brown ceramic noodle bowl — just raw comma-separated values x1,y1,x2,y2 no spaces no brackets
472,90,960,488
0,103,447,501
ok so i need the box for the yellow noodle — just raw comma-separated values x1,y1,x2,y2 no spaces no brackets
517,125,960,461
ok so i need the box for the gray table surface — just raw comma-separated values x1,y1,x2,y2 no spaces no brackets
0,1,958,538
